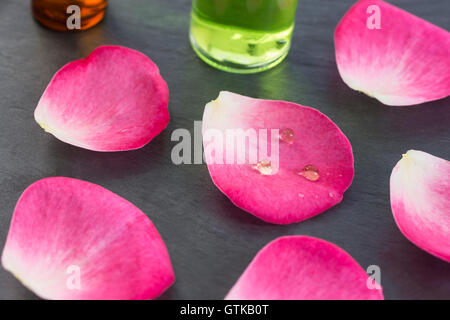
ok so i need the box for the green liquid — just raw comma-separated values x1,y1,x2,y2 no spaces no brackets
190,0,299,74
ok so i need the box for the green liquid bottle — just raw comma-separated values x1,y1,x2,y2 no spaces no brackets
190,0,299,74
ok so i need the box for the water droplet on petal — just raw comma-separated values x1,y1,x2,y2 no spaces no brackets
279,128,294,144
253,160,273,175
298,193,304,198
299,165,320,181
329,192,334,198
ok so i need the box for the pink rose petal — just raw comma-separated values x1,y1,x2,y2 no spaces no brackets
226,236,383,300
35,45,169,151
1,177,174,300
202,92,354,224
334,0,450,106
390,150,450,262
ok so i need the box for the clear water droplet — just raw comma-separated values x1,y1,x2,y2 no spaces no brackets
299,165,320,181
298,193,304,198
279,128,294,144
329,192,334,198
253,160,273,175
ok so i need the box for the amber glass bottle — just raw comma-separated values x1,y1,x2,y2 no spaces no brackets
31,0,108,31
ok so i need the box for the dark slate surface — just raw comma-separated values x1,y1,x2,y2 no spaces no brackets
0,0,449,300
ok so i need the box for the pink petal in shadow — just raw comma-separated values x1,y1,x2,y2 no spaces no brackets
335,0,450,106
202,92,354,224
226,236,384,300
35,45,170,151
390,150,450,262
1,177,175,300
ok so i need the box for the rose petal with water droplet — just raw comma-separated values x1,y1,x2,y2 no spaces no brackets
202,92,354,224
253,160,274,176
35,45,169,151
225,236,383,300
279,128,294,144
299,165,320,182
390,150,450,262
335,0,450,106
1,177,175,299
